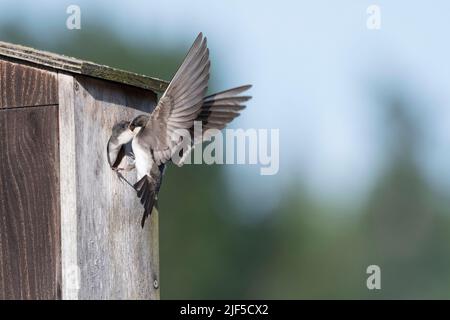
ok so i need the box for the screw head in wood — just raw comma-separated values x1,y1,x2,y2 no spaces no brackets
153,279,159,289
74,82,79,91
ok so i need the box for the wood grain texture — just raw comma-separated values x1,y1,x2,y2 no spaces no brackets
58,73,79,299
0,105,61,299
0,60,58,109
69,75,159,299
0,41,168,93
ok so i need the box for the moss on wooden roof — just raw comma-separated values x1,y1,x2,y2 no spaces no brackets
0,41,169,93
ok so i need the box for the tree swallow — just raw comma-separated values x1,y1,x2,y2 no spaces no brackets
109,32,252,227
106,120,136,188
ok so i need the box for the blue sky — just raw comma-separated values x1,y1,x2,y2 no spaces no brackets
1,0,449,211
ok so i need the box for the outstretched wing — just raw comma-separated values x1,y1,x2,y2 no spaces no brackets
131,84,252,166
194,85,252,133
175,85,252,165
137,32,210,165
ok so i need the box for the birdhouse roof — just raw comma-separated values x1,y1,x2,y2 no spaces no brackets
0,41,169,93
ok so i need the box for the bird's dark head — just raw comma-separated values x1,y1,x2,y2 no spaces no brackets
110,120,134,145
112,120,131,136
129,115,149,131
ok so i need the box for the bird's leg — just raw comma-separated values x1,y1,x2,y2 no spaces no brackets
117,172,136,190
112,167,136,190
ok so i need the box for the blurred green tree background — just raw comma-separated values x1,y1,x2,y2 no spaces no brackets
2,21,450,299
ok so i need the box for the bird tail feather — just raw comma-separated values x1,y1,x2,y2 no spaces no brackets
134,175,157,228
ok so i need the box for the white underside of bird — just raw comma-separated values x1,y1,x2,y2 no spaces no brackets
131,128,154,181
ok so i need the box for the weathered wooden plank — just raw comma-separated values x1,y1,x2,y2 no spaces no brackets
58,73,79,300
0,60,58,109
68,74,159,299
0,105,61,300
0,41,169,93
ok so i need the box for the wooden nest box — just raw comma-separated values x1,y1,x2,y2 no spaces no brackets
0,42,169,299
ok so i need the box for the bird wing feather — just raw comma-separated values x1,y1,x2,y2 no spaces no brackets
137,33,210,165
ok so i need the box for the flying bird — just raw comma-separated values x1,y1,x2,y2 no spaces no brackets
107,33,252,227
